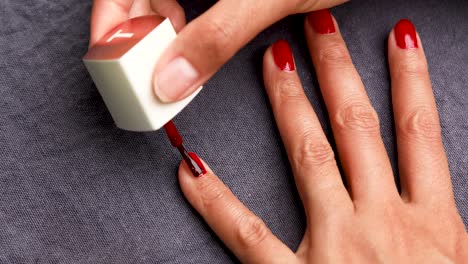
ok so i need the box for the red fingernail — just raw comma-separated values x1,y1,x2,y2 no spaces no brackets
188,152,206,177
179,148,206,177
394,19,418,49
272,39,295,71
307,9,336,34
163,121,206,177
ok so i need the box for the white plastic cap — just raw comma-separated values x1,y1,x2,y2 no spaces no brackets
83,16,202,131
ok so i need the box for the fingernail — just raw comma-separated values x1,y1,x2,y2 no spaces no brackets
394,19,418,49
154,57,199,102
272,39,295,71
188,152,206,177
179,149,206,177
307,9,336,34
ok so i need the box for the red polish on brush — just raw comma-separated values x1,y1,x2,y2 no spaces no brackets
163,121,206,177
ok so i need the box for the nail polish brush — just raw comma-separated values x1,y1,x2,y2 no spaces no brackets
163,121,206,177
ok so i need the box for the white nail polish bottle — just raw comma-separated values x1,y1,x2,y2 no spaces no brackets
83,16,202,131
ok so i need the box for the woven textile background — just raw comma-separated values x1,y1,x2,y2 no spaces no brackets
0,0,467,262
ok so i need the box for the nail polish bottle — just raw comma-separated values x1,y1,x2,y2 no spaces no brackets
83,16,203,131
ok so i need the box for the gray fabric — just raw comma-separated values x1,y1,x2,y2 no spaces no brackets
0,0,467,262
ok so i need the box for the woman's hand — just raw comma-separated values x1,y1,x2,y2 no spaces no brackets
90,0,349,103
90,0,187,45
177,10,468,263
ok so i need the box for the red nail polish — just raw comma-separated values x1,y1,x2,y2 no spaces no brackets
164,121,183,148
272,39,295,71
394,19,418,49
179,149,206,177
163,121,206,177
307,9,336,34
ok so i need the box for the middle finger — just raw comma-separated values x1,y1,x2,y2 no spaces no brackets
263,40,352,218
305,10,398,204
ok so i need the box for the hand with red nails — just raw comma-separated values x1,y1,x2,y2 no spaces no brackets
176,10,468,263
90,0,349,103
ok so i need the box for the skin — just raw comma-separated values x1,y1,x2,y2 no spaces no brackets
90,0,348,102
90,1,468,262
177,14,468,264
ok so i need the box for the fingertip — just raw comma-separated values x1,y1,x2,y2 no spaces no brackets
263,45,273,66
153,56,200,103
90,0,132,49
178,154,211,184
169,9,186,33
177,159,193,194
262,45,274,75
262,39,302,94
304,9,339,36
262,46,276,92
177,156,233,217
303,10,343,60
271,39,296,72
177,154,209,202
150,0,187,33
388,19,426,60
387,19,427,75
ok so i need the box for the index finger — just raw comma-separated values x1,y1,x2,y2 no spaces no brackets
90,0,134,47
152,0,348,103
178,157,296,263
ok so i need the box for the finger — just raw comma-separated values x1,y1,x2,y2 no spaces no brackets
304,10,398,203
90,0,134,47
388,19,453,204
150,0,186,33
178,154,296,263
128,0,155,17
263,40,352,219
90,0,185,48
152,0,348,103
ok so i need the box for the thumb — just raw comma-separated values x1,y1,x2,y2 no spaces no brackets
153,0,347,103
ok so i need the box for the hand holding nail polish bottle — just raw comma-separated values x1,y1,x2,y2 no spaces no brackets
83,15,203,132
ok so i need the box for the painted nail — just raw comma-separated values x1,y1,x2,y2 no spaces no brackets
178,148,206,177
155,57,199,102
272,39,295,71
307,9,336,34
394,19,418,49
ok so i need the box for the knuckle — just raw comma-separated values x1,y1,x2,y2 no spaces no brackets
398,107,441,142
334,102,380,134
273,78,304,105
293,135,336,168
196,177,229,211
235,214,270,249
396,57,429,80
383,203,408,232
317,42,353,69
198,18,235,58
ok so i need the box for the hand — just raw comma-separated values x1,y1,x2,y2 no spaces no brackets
90,0,187,46
89,0,349,103
177,10,468,263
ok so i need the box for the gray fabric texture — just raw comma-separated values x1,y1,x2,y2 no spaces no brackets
0,0,467,263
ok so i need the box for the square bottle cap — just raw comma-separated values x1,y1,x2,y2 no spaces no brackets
83,16,202,131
